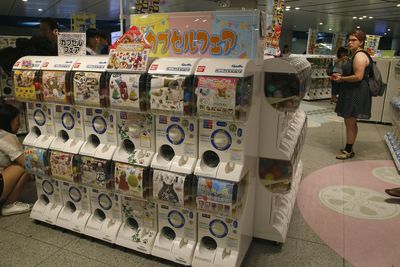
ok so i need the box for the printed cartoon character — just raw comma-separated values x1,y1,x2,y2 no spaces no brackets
216,81,227,98
117,80,128,100
118,170,129,191
158,181,179,204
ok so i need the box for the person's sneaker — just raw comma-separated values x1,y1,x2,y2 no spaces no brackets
1,202,33,216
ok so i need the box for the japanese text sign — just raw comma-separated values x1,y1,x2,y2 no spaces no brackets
58,32,86,56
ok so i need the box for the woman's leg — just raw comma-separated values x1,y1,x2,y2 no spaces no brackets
0,164,28,204
344,117,358,147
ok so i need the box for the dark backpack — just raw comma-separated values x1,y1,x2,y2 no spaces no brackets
357,50,386,97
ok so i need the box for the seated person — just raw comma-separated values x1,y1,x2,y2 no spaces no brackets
0,104,32,216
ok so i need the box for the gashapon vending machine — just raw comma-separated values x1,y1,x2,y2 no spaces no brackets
69,56,121,242
254,57,311,243
107,52,157,254
192,58,261,267
147,58,199,265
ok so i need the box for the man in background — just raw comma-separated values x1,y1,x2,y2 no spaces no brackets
32,17,59,55
86,28,100,55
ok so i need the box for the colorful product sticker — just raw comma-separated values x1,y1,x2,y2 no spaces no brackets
152,170,188,206
150,75,185,112
107,50,149,72
24,147,47,176
110,73,141,109
73,72,102,106
114,162,147,198
13,70,37,101
81,156,113,190
197,76,238,116
50,151,77,182
42,71,70,103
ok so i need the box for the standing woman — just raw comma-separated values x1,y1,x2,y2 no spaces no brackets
331,30,372,159
0,104,32,215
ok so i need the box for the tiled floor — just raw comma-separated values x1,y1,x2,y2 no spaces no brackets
0,100,393,267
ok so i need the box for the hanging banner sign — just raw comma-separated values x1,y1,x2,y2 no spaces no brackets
132,0,160,14
331,32,347,55
58,32,86,56
73,13,96,32
306,28,318,55
130,10,262,59
264,0,285,56
365,35,381,56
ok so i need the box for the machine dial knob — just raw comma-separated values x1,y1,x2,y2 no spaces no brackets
92,116,107,134
166,124,185,145
211,129,232,151
34,109,46,126
61,112,75,130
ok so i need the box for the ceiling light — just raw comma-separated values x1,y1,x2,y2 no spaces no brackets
295,7,300,10
359,17,363,20
22,0,27,2
286,6,291,9
363,15,367,18
369,16,373,19
384,32,387,35
388,28,391,31
38,8,43,11
353,16,357,19
357,26,360,29
319,22,323,25
397,4,400,7
329,28,332,31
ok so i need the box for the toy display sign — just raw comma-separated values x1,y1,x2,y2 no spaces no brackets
152,170,191,206
114,162,148,198
196,177,243,217
50,151,79,182
24,147,47,176
130,10,261,59
81,156,113,190
150,75,186,113
264,0,284,56
109,73,141,109
365,35,381,56
13,70,38,101
42,71,71,104
306,28,318,55
58,32,86,56
197,76,238,117
73,13,96,32
73,72,104,106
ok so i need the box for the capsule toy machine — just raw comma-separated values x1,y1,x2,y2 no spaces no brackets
146,58,199,265
25,147,63,225
48,150,90,233
149,58,199,172
23,102,56,148
114,113,157,253
254,57,310,243
0,66,14,97
12,56,46,102
192,58,261,267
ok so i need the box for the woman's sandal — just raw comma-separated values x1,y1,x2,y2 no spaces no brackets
385,188,400,197
336,150,355,160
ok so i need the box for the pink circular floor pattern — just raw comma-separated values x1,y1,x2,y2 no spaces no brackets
297,160,400,267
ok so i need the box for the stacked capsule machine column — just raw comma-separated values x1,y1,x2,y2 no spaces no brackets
147,57,200,265
11,56,60,224
67,56,121,243
108,54,157,254
254,57,311,243
34,56,88,232
192,59,261,267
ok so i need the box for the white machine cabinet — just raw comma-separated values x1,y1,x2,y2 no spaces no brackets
254,57,311,243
